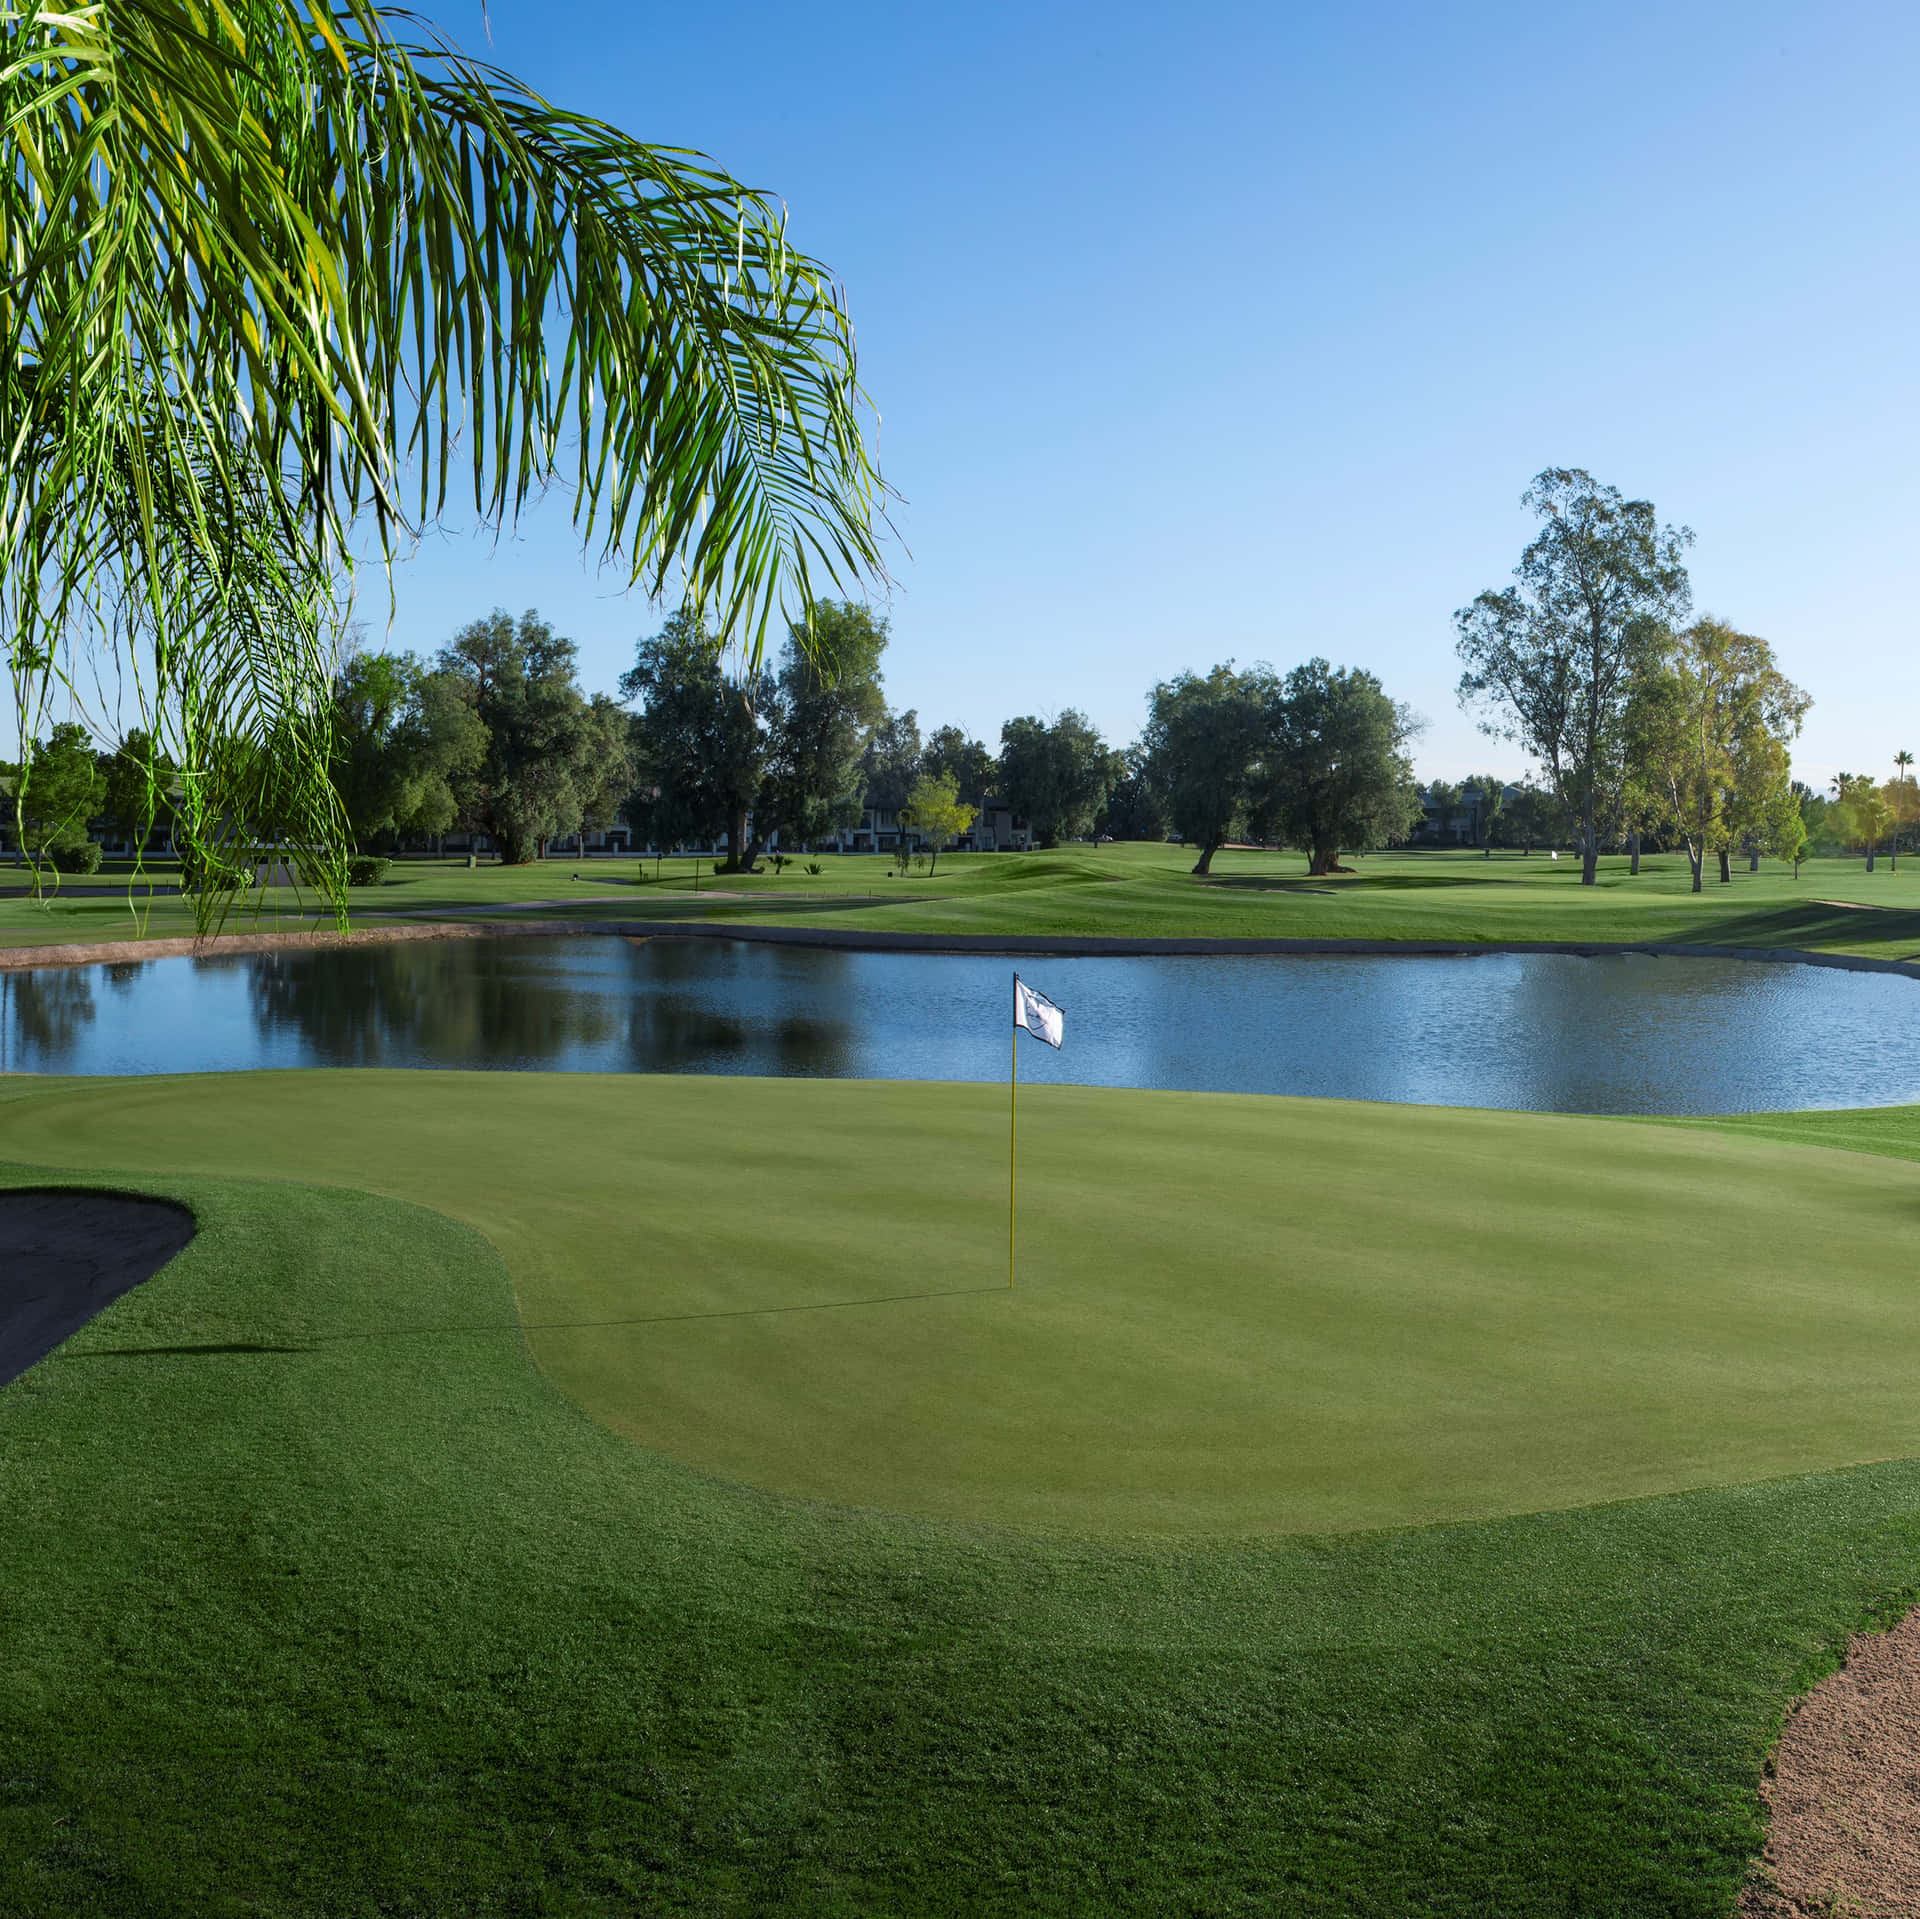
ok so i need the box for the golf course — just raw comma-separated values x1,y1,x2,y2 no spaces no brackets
8,1047,1920,1912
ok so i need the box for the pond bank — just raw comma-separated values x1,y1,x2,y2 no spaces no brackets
0,919,552,972
383,917,1920,980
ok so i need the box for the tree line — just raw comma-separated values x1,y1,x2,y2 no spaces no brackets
297,602,1432,875
10,468,1896,885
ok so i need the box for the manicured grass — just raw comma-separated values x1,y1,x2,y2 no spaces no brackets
8,843,1920,962
360,840,1920,962
8,1081,1920,1911
10,1074,1920,1537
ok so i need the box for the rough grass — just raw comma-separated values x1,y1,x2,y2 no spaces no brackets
6,844,1920,962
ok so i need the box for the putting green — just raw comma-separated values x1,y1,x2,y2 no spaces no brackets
5,1070,1920,1535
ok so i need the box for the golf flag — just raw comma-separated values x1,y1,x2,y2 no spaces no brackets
1014,976,1065,1049
1008,973,1064,1288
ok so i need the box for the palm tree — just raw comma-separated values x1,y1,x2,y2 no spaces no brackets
1858,788,1892,873
1893,751,1915,870
3,0,885,922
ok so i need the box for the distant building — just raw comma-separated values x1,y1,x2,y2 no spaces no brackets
1413,780,1516,847
813,796,1030,856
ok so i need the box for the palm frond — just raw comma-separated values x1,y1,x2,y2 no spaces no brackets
2,0,884,924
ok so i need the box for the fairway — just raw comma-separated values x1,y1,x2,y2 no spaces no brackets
7,1071,1920,1535
11,844,1920,969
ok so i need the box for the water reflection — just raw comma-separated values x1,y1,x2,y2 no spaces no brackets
0,936,1916,1115
5,967,97,1055
617,941,855,1075
245,942,623,1068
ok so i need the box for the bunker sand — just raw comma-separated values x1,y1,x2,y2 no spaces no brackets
0,1188,195,1388
1744,1605,1920,1918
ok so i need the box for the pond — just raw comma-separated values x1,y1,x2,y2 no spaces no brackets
1,935,1914,1115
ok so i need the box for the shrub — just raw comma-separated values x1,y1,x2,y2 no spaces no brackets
47,840,103,875
347,855,391,888
804,861,823,876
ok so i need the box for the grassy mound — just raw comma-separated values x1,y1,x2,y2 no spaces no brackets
5,1127,1920,1911
8,1074,1920,1536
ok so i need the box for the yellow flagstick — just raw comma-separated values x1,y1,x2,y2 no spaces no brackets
1008,972,1019,1287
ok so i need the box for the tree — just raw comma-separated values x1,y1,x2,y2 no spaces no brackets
1140,664,1273,874
1422,781,1461,844
330,650,486,850
622,609,767,867
11,723,106,862
997,712,1115,849
1855,788,1892,873
1499,781,1568,855
1889,751,1917,868
1098,746,1169,842
404,669,493,847
1616,751,1666,876
900,774,977,877
857,709,924,820
1456,469,1693,885
921,725,996,800
761,604,890,852
1629,620,1808,893
1723,704,1808,879
439,610,609,864
97,730,177,855
1251,661,1423,876
1777,806,1809,879
1795,780,1839,856
331,651,419,847
1833,775,1890,871
4,0,883,925
1463,777,1506,857
571,696,639,858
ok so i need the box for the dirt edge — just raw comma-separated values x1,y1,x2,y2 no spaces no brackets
0,920,579,972
1739,1604,1920,1919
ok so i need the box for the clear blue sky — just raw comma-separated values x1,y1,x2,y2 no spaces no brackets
376,0,1918,791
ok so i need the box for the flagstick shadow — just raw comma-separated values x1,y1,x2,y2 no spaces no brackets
57,1285,1014,1363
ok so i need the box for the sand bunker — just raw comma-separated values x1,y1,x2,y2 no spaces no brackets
1743,1608,1920,1918
0,1189,195,1390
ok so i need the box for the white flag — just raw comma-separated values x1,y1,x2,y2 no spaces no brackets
1014,976,1064,1049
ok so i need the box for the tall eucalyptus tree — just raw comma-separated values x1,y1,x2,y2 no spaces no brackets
2,0,884,921
1455,471,1692,885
